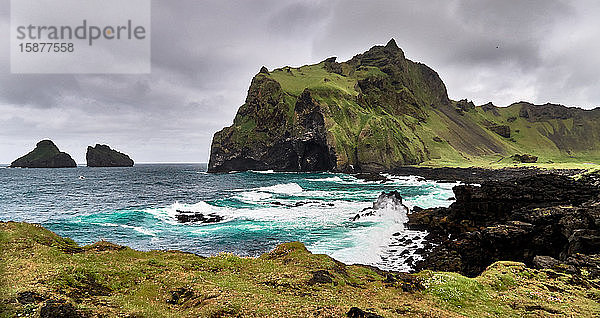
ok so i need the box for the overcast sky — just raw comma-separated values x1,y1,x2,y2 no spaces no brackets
1,0,600,164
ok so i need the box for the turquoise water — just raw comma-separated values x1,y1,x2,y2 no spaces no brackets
0,164,456,270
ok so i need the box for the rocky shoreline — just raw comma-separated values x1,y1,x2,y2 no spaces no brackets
390,166,585,183
405,170,600,285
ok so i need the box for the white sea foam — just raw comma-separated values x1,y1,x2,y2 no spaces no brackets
140,175,454,271
121,224,157,237
251,169,276,174
310,176,344,182
95,222,120,227
235,191,273,203
255,182,303,194
144,201,234,225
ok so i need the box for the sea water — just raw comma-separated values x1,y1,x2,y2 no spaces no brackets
0,164,457,271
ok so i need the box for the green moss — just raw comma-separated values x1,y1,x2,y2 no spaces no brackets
2,222,600,317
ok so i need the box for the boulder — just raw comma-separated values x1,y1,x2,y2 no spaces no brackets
10,140,76,168
86,144,134,167
175,211,224,224
512,154,538,163
532,255,560,269
347,307,383,318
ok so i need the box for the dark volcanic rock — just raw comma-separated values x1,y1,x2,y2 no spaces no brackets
455,99,475,113
347,307,383,318
518,102,580,122
209,82,337,172
86,144,134,167
533,255,561,269
175,210,224,224
17,291,45,304
167,287,195,305
488,124,511,138
39,299,81,318
391,166,583,184
354,172,390,182
512,154,538,163
352,191,408,221
408,173,600,277
481,102,500,116
307,270,334,285
10,140,76,168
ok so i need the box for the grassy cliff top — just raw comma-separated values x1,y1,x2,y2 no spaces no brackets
1,222,598,317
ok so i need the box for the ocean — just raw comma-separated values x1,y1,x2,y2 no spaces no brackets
0,164,457,271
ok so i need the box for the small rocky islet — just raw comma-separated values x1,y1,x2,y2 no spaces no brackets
8,140,134,168
9,140,76,168
86,144,134,167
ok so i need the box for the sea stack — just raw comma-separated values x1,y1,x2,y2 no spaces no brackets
86,144,134,167
10,140,77,168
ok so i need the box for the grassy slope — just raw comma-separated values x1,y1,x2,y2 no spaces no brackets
232,58,600,170
1,222,599,317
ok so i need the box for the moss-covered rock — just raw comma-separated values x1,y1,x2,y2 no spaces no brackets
10,140,76,168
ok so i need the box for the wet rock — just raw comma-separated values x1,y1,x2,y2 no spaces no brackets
411,206,423,213
373,191,405,211
409,173,600,277
354,173,390,183
176,211,224,224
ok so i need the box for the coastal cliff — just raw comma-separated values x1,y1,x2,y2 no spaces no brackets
209,40,600,172
10,140,76,168
86,144,134,167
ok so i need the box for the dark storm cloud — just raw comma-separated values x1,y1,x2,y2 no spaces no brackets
1,0,599,163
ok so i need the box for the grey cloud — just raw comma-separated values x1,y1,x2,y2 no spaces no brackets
1,0,599,163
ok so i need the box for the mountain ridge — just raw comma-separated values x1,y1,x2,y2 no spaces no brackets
209,39,600,172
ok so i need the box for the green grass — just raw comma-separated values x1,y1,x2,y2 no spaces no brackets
2,222,599,317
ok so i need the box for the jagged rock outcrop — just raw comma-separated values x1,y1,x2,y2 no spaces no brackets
86,144,134,167
209,40,600,172
10,140,76,168
407,173,600,277
488,124,511,138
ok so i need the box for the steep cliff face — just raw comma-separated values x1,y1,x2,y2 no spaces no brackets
10,140,76,168
209,40,600,172
86,144,134,167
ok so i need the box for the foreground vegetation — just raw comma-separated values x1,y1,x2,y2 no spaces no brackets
1,222,599,317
